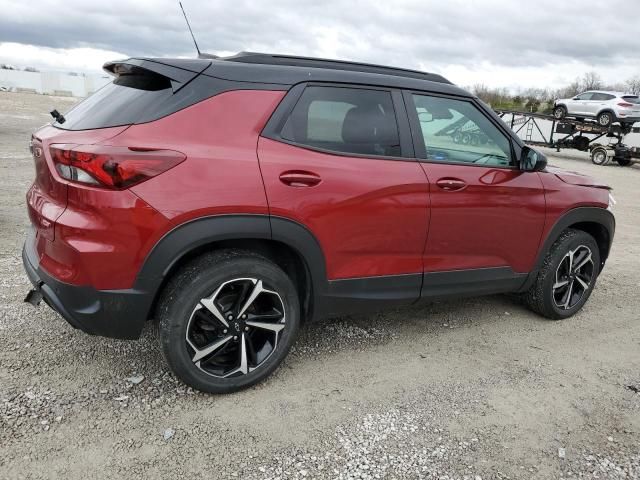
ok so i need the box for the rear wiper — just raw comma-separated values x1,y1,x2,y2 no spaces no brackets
50,109,66,124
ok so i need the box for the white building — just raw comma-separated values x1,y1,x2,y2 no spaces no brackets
0,69,110,97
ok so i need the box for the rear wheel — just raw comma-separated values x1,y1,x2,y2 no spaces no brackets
590,146,609,165
553,105,567,119
525,229,600,320
596,111,614,127
156,250,300,393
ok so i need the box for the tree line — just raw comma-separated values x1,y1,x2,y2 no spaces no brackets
470,72,640,113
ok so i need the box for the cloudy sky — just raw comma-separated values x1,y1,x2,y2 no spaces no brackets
1,0,639,90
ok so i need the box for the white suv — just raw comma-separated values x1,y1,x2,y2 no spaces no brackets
553,91,640,127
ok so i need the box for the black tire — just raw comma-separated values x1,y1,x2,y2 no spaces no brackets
156,250,300,393
573,136,590,152
596,111,614,127
525,229,600,320
553,105,567,119
590,147,609,165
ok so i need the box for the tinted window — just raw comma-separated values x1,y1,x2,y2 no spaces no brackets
281,86,401,157
591,93,615,101
54,72,224,131
411,94,512,167
622,95,640,104
575,92,594,100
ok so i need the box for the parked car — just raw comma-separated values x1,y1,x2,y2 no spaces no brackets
23,53,615,393
553,91,640,126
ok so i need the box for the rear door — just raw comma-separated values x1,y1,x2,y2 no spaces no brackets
404,91,546,293
258,84,430,304
589,92,615,115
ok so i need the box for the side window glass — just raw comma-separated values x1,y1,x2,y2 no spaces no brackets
411,94,512,167
575,92,594,100
280,86,401,157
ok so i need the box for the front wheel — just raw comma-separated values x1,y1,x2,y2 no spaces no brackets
525,229,600,320
156,250,300,393
553,105,567,119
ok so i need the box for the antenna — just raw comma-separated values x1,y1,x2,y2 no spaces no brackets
179,1,201,57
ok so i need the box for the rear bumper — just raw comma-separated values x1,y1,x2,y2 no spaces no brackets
22,229,151,339
615,114,640,124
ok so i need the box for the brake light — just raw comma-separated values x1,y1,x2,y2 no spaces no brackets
49,144,185,189
617,102,634,108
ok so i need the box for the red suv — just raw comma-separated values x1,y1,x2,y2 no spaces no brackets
23,53,615,393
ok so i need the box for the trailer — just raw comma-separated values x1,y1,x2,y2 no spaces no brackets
495,110,640,166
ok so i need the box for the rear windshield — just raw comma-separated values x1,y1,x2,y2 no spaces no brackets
54,73,174,130
622,95,640,104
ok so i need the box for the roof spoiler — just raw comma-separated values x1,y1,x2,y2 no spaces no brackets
103,58,211,93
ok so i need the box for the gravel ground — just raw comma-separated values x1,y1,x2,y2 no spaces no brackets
1,92,639,479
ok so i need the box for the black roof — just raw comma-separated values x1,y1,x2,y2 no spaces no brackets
105,52,470,98
222,52,452,84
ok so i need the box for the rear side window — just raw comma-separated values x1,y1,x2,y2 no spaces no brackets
280,86,401,157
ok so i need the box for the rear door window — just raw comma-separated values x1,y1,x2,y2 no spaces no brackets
280,86,402,157
591,93,615,101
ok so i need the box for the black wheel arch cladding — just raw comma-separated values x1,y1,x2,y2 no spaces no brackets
135,214,328,322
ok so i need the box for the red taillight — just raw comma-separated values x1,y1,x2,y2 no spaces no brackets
617,102,634,108
49,144,185,189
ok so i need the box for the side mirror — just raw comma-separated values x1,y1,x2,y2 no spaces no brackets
572,97,580,101
520,146,547,172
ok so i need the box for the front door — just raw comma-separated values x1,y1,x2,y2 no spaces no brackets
258,85,430,306
405,92,546,291
571,92,595,116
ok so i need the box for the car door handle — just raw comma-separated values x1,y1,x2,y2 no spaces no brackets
279,170,322,187
436,177,466,191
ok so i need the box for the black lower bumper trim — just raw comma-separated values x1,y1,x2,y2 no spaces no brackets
22,232,152,340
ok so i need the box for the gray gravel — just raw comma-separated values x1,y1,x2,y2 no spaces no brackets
1,92,639,479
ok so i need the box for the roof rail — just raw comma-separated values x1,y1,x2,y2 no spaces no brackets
221,51,452,84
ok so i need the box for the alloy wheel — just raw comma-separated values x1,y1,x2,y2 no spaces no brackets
552,245,595,310
185,277,286,378
598,113,611,126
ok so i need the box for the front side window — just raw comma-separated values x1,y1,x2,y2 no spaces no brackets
280,86,401,157
575,92,594,101
411,94,512,167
